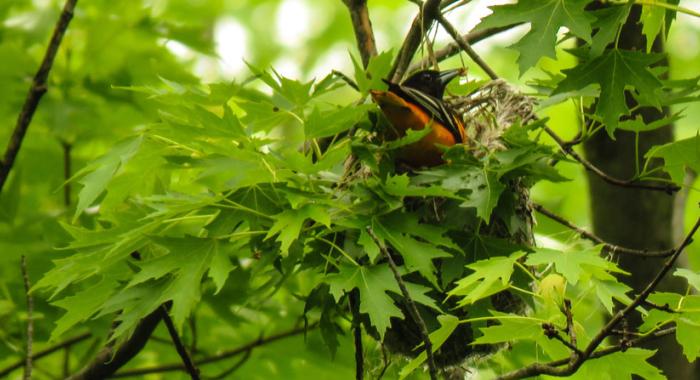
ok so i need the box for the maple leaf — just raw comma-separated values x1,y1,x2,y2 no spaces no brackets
476,0,593,73
447,251,525,306
554,49,664,133
645,135,700,184
326,263,437,339
526,246,627,286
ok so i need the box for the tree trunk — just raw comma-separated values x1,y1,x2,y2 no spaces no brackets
584,4,696,378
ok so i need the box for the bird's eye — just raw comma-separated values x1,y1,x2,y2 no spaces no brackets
422,73,432,81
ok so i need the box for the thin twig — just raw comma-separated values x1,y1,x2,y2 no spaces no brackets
203,349,252,380
531,326,676,370
332,70,360,91
389,0,443,82
365,227,437,380
641,300,677,313
541,323,583,357
543,126,680,194
0,332,91,377
0,0,78,193
377,343,391,380
61,141,72,206
436,14,499,80
21,255,34,380
342,0,378,68
349,289,364,380
532,203,676,257
408,24,519,73
160,306,200,379
495,216,700,380
111,323,318,377
63,346,70,378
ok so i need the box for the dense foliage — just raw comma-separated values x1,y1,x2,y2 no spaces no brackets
1,0,699,379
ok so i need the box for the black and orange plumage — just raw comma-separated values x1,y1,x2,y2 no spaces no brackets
370,69,466,167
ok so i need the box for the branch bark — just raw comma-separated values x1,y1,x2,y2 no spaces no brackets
342,0,378,68
389,0,443,82
366,227,437,380
160,306,200,379
65,307,164,380
544,126,680,194
533,203,676,257
0,333,91,378
0,0,78,193
408,24,518,73
435,14,499,80
111,323,317,377
349,289,364,380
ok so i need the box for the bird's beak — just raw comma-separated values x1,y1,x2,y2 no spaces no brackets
438,68,464,86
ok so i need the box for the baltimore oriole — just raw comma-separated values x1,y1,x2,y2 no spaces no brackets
370,69,465,167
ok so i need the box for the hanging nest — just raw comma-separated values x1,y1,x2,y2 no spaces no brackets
376,79,540,372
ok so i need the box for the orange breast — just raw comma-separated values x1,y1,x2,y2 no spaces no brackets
370,90,459,167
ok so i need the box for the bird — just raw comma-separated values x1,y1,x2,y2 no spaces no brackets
370,68,466,167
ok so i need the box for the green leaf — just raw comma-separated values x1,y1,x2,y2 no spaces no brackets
645,134,700,184
50,275,120,340
304,104,371,139
675,268,700,291
128,236,218,330
414,165,506,221
641,4,665,52
266,204,330,254
357,228,381,262
73,136,143,221
471,312,543,344
526,246,627,285
399,314,459,379
595,279,633,314
373,217,451,287
476,0,593,73
640,292,700,361
459,168,505,221
208,241,237,294
448,251,525,306
554,49,664,133
326,264,402,339
572,348,664,380
351,50,393,94
383,174,457,199
617,112,683,132
590,4,632,57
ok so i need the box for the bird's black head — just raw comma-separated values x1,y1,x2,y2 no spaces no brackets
400,68,463,99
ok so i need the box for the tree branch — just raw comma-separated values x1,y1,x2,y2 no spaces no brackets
342,0,378,68
408,24,519,73
543,126,680,194
111,323,318,378
65,307,164,380
366,227,437,380
0,333,91,378
0,0,78,193
349,289,364,380
389,0,443,82
160,305,200,379
435,14,499,80
495,215,700,379
532,203,676,257
21,255,34,380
